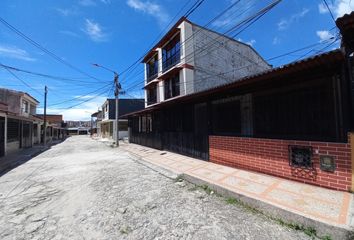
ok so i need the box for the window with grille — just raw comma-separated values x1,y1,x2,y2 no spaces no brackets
288,146,313,168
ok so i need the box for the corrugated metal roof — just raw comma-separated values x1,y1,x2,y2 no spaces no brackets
124,49,345,117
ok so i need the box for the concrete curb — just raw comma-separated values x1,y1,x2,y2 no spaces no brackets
182,173,354,240
112,143,354,239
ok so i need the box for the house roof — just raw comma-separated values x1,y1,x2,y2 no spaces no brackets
142,16,270,67
105,98,145,118
124,49,345,117
0,88,40,104
36,114,63,123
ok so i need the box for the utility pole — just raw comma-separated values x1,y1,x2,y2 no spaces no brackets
92,63,120,147
43,86,48,146
114,73,120,147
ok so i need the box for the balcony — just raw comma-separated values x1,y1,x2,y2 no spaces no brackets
162,34,181,72
162,51,180,72
146,58,159,83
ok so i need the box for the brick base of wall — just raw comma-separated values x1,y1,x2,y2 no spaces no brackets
209,135,352,191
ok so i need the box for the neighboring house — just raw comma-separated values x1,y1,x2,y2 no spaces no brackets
67,127,89,135
91,110,102,136
143,17,270,106
0,88,41,155
65,120,91,128
99,98,144,140
126,13,354,191
36,114,67,141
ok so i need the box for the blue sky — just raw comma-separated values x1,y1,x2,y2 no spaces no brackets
0,0,353,120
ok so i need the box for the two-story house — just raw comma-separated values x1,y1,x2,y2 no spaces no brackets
143,17,270,107
0,88,41,155
98,98,144,141
127,13,354,192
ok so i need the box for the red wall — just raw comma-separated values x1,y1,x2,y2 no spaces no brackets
209,135,352,191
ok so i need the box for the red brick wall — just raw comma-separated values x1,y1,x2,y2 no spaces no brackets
209,135,352,191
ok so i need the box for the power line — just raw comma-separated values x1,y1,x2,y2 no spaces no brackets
123,1,281,92
0,17,106,83
124,36,339,95
119,0,202,79
122,0,255,90
322,0,336,23
52,85,113,110
185,0,206,18
47,82,113,107
0,63,110,85
0,61,43,96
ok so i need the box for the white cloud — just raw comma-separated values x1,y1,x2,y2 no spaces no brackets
318,0,354,18
272,37,280,45
59,30,80,38
79,0,111,6
55,8,78,16
318,3,329,14
278,8,309,30
316,30,335,42
79,0,96,6
126,0,169,26
82,19,108,42
212,0,257,28
38,96,106,121
237,38,256,46
0,45,36,62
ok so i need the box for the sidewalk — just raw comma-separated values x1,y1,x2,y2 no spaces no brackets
120,142,354,240
0,144,50,175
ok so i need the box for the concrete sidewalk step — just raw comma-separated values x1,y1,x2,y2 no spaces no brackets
121,142,354,240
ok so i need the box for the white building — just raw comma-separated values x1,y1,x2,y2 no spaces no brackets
143,17,271,107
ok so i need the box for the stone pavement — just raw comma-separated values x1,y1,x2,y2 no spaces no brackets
121,142,354,239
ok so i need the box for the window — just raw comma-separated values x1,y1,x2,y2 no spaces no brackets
146,55,158,81
30,104,36,115
147,87,157,105
162,34,181,71
164,74,180,100
289,146,313,169
22,100,29,113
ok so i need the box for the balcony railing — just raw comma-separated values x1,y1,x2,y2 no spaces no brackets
162,50,180,72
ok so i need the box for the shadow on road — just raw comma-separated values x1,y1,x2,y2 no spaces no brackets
0,138,67,177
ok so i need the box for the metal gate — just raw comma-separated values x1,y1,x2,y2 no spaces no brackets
162,103,209,160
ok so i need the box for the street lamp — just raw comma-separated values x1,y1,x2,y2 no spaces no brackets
92,63,120,146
